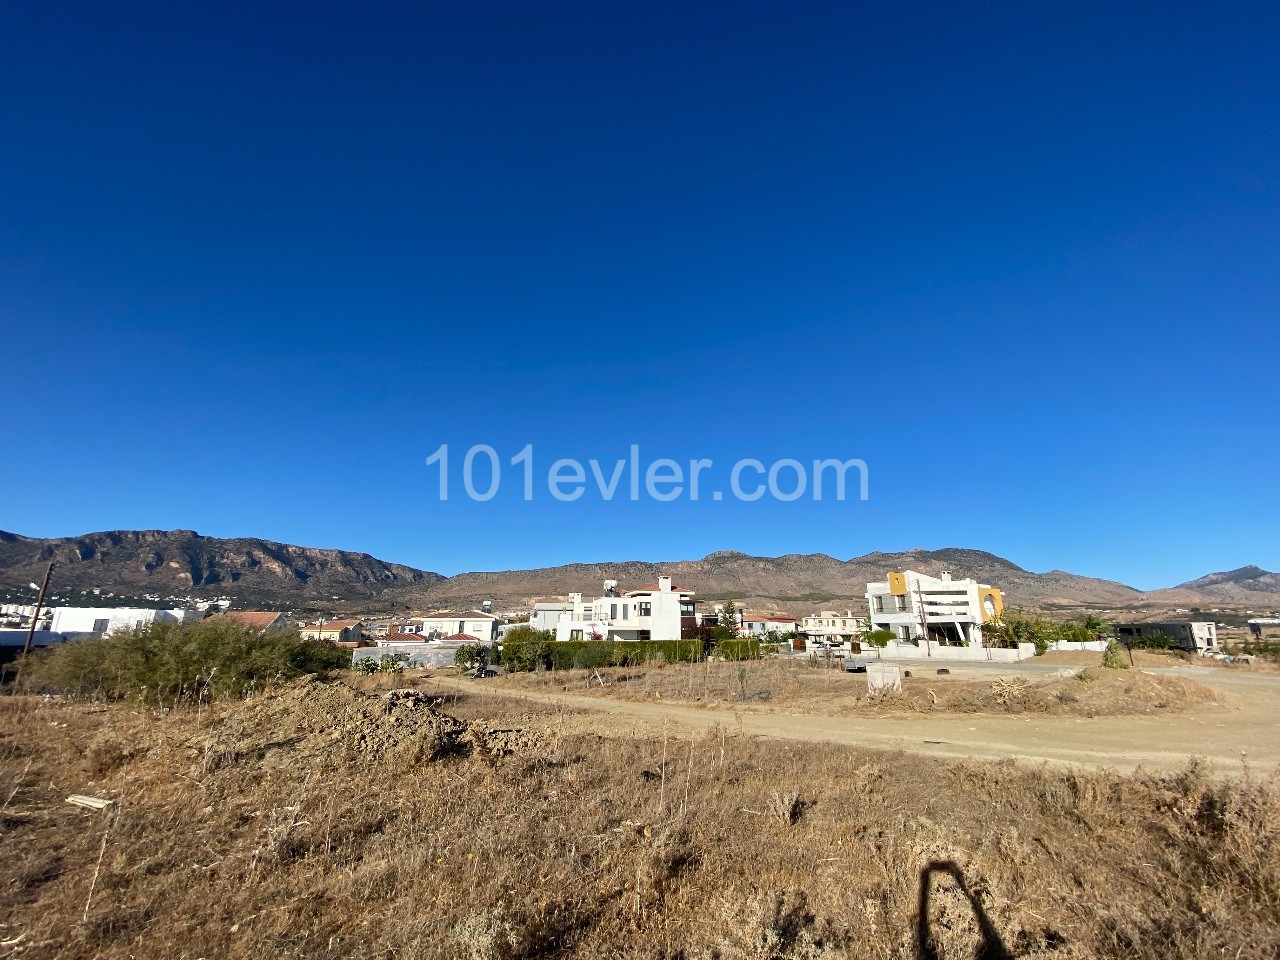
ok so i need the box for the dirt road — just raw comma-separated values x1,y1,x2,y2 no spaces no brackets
427,667,1280,775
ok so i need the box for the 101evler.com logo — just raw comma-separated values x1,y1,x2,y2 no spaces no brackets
425,444,868,503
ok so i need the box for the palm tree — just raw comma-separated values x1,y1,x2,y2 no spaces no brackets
1081,614,1108,640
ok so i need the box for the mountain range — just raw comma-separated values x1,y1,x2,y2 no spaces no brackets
1,529,1277,615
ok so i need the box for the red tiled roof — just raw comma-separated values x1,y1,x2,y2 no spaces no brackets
309,620,362,631
625,584,693,595
442,633,480,643
209,611,285,630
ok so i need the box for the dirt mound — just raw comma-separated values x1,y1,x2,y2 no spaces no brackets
195,678,470,770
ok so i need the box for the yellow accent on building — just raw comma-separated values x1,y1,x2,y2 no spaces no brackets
887,572,908,596
978,588,1004,622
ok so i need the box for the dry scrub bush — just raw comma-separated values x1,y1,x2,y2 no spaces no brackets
0,683,1276,960
17,619,351,703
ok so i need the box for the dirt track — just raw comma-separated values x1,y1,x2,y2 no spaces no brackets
426,665,1280,775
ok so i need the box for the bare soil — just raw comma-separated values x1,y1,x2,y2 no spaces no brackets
492,658,1220,717
426,660,1280,777
2,680,1279,959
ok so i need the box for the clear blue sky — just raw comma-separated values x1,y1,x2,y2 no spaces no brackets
2,2,1277,588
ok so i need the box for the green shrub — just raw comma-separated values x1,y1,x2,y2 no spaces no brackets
354,657,378,676
454,644,490,671
500,626,553,672
715,639,761,661
378,654,405,674
19,619,351,702
1126,633,1177,650
539,639,703,671
859,629,896,655
1102,640,1130,670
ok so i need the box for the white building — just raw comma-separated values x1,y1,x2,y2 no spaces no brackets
865,570,1004,647
403,611,500,644
48,606,203,637
553,576,696,643
798,610,865,644
739,613,798,637
1115,621,1220,655
531,601,572,632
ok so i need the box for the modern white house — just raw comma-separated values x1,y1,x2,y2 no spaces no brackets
404,611,500,644
865,570,1005,647
741,613,798,637
1114,621,1220,655
531,601,573,632
553,576,696,642
798,611,866,644
48,606,203,637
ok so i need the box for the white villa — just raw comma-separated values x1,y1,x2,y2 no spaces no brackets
799,610,866,644
553,576,696,642
401,611,500,644
48,606,203,637
865,570,1004,647
740,613,798,637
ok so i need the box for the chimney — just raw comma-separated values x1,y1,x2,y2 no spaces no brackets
658,575,672,593
941,571,952,582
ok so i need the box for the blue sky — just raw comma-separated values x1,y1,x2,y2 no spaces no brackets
2,2,1277,588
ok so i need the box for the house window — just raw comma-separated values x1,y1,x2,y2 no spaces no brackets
570,629,583,641
622,604,629,619
458,621,466,634
610,604,618,619
895,595,909,612
874,596,885,613
639,602,652,616
92,618,110,633
680,602,694,615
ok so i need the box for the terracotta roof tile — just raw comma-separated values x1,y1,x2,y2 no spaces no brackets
210,611,285,630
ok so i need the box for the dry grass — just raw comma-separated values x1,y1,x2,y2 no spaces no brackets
1,679,1277,959
493,658,1220,718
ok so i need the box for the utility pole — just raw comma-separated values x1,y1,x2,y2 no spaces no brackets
20,561,55,662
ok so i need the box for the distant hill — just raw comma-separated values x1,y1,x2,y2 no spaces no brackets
0,529,1274,615
1142,565,1280,608
0,530,441,606
400,546,1144,614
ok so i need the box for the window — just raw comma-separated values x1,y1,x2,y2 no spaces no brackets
680,602,694,615
622,604,629,619
458,621,466,634
570,629,583,641
92,618,110,633
895,595,909,612
610,603,618,619
639,602,652,617
874,596,885,613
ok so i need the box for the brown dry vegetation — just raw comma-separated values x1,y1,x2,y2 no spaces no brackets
2,678,1278,960
492,659,1220,718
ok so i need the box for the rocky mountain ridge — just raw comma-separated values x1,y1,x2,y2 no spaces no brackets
1,529,1275,614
